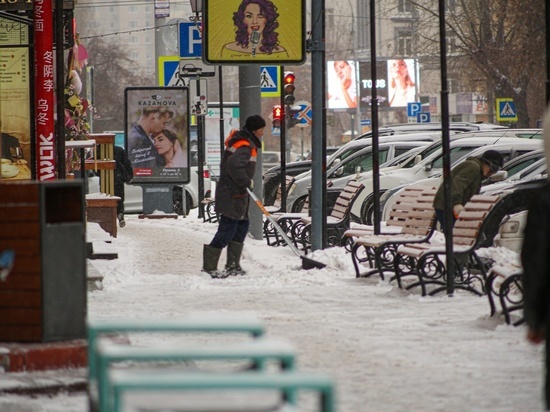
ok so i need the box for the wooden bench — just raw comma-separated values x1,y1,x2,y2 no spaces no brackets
87,314,265,411
108,370,335,412
263,193,309,247
95,337,296,412
348,186,437,279
290,180,365,253
486,263,524,326
394,194,501,296
265,175,295,214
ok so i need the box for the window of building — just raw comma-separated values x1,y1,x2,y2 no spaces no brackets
357,1,370,50
129,21,138,28
130,51,139,59
129,5,138,13
447,34,460,55
396,31,413,56
130,36,138,44
326,8,334,29
397,0,413,13
447,0,457,13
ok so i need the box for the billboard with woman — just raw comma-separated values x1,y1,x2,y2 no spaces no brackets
204,0,305,64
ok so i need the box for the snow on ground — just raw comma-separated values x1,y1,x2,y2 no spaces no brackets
1,210,544,411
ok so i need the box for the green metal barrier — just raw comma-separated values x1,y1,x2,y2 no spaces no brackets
87,314,265,411
109,370,335,412
96,338,295,412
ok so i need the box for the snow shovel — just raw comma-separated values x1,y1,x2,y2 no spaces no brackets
246,187,326,270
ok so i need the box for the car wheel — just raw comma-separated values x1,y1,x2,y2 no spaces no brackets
292,195,308,213
361,191,386,225
361,193,375,225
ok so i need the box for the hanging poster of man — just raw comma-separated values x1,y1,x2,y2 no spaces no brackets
125,87,190,184
204,0,305,64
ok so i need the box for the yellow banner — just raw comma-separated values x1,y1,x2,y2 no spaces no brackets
204,0,305,64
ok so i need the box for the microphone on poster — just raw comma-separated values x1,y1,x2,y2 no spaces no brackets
250,30,260,57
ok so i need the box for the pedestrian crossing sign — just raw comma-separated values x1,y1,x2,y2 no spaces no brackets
496,98,518,122
260,66,280,97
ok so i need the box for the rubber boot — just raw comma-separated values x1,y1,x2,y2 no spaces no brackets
202,245,225,278
225,241,246,276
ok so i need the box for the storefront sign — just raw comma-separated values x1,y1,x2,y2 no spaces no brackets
34,0,56,180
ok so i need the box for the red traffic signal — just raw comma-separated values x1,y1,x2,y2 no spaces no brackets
284,72,295,85
273,105,283,120
283,71,296,105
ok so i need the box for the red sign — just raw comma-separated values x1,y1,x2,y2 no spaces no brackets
34,0,56,180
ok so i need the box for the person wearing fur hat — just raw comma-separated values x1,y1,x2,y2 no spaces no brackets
433,148,504,228
202,114,266,278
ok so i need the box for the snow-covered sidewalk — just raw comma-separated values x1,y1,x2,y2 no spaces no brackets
1,211,543,411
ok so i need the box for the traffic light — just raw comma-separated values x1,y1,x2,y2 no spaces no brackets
272,105,282,128
283,72,296,105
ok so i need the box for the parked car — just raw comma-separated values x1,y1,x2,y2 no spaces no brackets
378,144,544,224
88,150,211,216
349,134,542,223
350,121,510,141
263,131,444,206
286,140,432,213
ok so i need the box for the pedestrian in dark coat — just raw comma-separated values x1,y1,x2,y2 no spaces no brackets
433,149,503,228
114,145,133,227
521,106,550,409
202,115,266,278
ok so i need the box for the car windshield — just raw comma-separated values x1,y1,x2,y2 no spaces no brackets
328,148,389,178
401,141,442,168
503,153,544,177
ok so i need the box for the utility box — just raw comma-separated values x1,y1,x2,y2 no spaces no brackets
0,180,87,342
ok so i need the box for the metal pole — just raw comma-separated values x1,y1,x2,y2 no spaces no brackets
438,0,454,296
280,65,287,212
196,77,205,219
546,0,550,104
218,66,225,152
370,0,381,235
310,0,327,250
239,66,263,239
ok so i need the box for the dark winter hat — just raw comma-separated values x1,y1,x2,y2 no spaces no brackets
244,115,266,132
481,150,504,173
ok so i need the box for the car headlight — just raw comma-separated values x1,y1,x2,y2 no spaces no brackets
287,183,297,196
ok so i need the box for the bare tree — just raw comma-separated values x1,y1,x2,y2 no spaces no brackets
411,0,545,127
84,38,150,132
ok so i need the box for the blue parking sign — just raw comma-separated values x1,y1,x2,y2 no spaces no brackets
407,102,422,117
179,21,202,58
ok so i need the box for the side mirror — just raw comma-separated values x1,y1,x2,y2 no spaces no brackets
489,170,508,182
334,166,344,177
424,163,433,172
414,155,422,165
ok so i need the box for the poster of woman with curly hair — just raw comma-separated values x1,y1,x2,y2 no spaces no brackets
204,0,305,64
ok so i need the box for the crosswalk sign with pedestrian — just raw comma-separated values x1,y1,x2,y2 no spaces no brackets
496,98,518,122
260,66,280,97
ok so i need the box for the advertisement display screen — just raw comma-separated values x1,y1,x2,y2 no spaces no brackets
359,60,389,109
359,59,419,110
326,60,358,110
386,58,417,108
125,87,190,184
